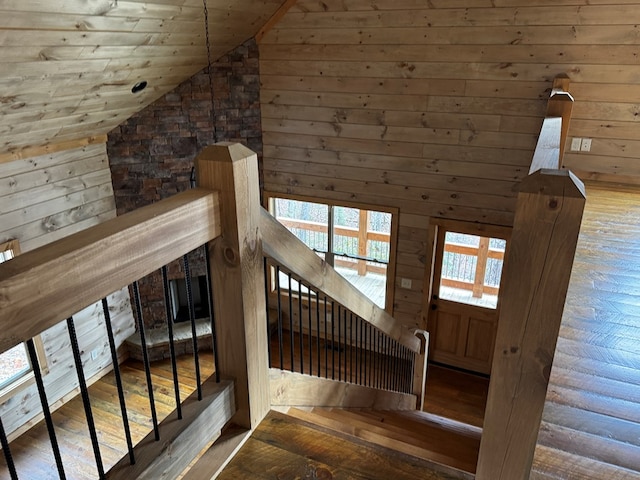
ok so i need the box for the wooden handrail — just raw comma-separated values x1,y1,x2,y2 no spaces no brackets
0,188,221,356
530,75,574,173
260,208,421,353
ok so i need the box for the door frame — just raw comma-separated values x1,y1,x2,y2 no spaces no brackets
421,218,512,372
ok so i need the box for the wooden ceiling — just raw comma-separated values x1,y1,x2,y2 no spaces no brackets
0,0,285,158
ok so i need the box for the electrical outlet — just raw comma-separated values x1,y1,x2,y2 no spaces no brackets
570,137,582,152
400,278,412,289
580,138,592,152
91,349,99,361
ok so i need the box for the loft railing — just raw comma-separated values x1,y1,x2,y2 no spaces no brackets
0,188,232,479
261,208,428,407
476,75,585,479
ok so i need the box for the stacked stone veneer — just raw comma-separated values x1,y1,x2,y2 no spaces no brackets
107,38,262,331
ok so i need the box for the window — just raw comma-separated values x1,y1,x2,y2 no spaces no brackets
0,240,48,401
267,195,397,310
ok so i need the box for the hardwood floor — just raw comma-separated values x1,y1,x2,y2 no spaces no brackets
531,183,640,479
0,353,215,479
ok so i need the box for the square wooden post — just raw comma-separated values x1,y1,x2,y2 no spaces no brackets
195,143,270,429
476,169,585,479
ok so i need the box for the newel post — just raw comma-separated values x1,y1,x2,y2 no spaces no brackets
476,170,585,479
411,329,429,411
195,143,270,429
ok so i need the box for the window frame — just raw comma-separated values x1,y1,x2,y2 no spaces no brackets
0,239,48,403
264,192,399,314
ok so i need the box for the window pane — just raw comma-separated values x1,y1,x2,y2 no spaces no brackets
0,344,31,390
334,255,387,308
274,198,329,252
439,232,504,309
332,206,360,257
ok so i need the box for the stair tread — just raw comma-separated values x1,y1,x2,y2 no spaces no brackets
286,407,479,474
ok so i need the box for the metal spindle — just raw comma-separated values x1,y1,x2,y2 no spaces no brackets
308,285,313,376
275,266,284,370
298,279,304,374
26,339,66,479
287,271,294,370
367,323,372,387
132,281,160,441
161,266,182,419
316,293,321,377
384,336,390,390
359,318,364,385
205,248,220,383
349,313,354,383
331,301,336,380
182,254,202,400
263,259,272,368
66,316,105,479
337,305,341,381
354,315,358,384
0,416,18,480
343,309,348,383
102,298,135,465
324,297,329,378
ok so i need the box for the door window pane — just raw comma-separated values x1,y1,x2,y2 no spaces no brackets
439,232,505,309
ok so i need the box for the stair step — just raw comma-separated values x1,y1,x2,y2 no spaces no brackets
285,407,478,476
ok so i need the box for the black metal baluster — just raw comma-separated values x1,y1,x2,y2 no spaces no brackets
0,416,18,480
392,340,399,392
287,271,294,371
263,259,272,368
132,281,160,441
316,292,321,377
182,254,202,400
204,248,220,383
384,336,390,390
349,313,354,384
298,278,304,374
161,267,182,419
324,297,328,379
331,301,336,380
359,318,364,386
354,315,358,384
343,309,348,383
337,304,341,381
102,298,135,465
308,284,313,376
275,266,284,370
26,339,66,479
405,347,412,393
411,352,416,396
66,316,105,479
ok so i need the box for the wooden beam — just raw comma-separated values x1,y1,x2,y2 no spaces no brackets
476,169,586,480
107,378,235,479
0,135,107,165
0,189,220,355
196,142,271,430
270,369,416,410
255,0,298,43
546,75,573,167
260,209,421,353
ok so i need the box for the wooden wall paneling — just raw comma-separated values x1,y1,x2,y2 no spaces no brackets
0,143,136,439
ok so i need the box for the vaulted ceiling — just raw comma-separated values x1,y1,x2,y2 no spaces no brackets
0,0,285,158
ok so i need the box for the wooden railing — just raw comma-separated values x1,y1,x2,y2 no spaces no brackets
476,76,585,479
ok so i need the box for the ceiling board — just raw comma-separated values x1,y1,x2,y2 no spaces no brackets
0,0,287,156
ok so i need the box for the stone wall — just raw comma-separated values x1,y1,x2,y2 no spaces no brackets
107,38,262,330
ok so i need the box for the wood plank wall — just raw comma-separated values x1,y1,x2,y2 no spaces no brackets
259,0,640,328
0,143,135,439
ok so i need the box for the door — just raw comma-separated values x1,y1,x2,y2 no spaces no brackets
427,224,508,375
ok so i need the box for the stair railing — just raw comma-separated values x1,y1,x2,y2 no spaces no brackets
476,75,585,479
261,208,428,407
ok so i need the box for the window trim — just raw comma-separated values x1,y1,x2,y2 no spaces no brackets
264,192,399,314
0,239,49,403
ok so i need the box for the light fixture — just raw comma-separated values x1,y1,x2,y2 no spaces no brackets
131,81,147,94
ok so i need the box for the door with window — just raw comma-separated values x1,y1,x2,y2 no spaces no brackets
427,222,509,375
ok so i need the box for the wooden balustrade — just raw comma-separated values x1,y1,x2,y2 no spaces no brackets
476,75,584,480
